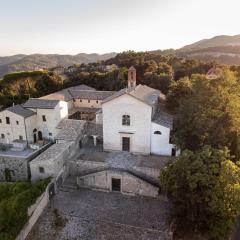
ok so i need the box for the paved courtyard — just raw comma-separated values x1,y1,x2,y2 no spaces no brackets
27,188,170,240
77,144,171,170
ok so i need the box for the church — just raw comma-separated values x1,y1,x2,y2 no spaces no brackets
101,66,177,156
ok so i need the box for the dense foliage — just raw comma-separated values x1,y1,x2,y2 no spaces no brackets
65,51,213,94
0,178,50,240
160,146,240,239
162,67,240,238
0,71,62,109
170,69,240,159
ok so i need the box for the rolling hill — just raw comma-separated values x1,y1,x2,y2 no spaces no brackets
0,52,117,78
177,35,240,64
1,34,240,78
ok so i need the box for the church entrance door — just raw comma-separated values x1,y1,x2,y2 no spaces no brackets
122,137,130,151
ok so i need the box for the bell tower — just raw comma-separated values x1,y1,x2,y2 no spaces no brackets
128,66,136,88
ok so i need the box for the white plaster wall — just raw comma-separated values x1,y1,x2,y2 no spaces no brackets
30,101,68,139
102,94,152,154
0,110,27,143
67,100,74,110
25,115,37,142
150,122,175,156
74,99,102,108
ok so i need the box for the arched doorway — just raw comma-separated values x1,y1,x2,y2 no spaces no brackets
38,131,43,141
33,129,37,143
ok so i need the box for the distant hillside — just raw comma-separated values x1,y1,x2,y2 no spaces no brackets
178,35,240,64
0,52,117,78
181,35,240,51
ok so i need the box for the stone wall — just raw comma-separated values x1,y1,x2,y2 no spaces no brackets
0,142,52,182
0,156,29,181
77,169,159,198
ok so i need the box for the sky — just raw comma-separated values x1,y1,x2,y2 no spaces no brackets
0,0,240,56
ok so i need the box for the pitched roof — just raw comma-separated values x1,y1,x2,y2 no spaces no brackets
23,99,59,109
206,67,219,79
55,119,86,141
103,85,165,106
70,90,116,100
31,142,72,163
40,84,96,101
152,103,173,129
6,104,36,118
40,89,73,101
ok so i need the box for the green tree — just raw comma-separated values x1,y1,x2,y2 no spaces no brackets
160,146,240,239
173,70,240,157
166,76,193,111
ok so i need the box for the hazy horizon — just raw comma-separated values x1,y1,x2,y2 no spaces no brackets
1,0,240,56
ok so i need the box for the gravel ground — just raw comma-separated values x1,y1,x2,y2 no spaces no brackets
27,188,170,240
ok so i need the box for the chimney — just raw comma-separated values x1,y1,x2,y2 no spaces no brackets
128,66,136,88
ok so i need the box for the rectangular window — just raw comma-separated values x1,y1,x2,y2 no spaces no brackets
19,135,23,140
16,120,19,125
80,99,82,102
1,134,5,139
39,167,45,173
122,115,130,126
49,133,52,136
0,119,2,123
42,115,46,122
96,100,98,104
6,117,10,124
88,100,90,103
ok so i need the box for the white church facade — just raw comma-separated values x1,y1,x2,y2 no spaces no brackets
102,66,177,156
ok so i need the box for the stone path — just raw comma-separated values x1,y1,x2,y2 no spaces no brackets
27,188,170,240
106,151,138,169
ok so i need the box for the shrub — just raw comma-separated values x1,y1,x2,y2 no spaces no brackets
0,178,51,240
160,146,240,239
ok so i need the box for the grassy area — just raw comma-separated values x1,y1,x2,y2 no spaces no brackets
0,178,51,240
